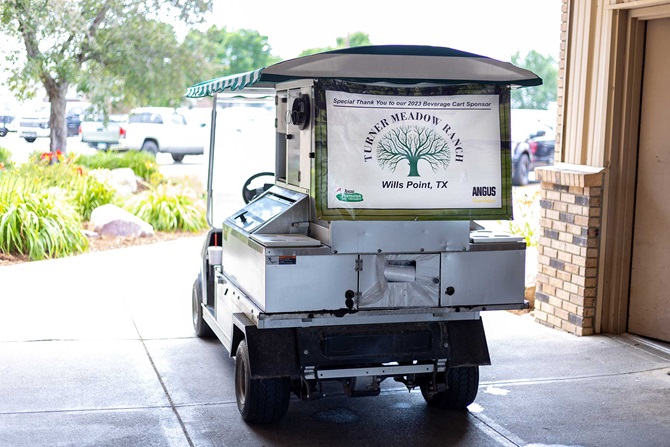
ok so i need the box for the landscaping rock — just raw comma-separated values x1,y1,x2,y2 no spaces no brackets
90,204,154,238
110,167,139,194
89,168,139,195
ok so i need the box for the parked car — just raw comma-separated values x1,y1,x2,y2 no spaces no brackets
79,114,127,150
65,103,90,137
118,107,205,162
18,104,50,142
510,109,556,186
18,101,92,142
0,113,15,137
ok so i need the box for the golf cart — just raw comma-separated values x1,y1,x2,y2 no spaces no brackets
188,45,540,424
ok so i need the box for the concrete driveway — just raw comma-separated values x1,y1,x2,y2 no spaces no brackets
1,236,669,447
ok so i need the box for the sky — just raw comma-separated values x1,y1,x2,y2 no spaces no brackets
199,0,562,62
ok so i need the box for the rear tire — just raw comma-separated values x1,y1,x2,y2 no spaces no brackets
24,137,36,143
421,366,479,410
0,129,7,137
141,140,158,154
192,273,214,338
171,154,184,163
235,340,291,423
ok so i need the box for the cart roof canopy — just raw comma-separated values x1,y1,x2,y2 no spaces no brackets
185,45,542,98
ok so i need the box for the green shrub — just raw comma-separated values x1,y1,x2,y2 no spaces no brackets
0,146,13,170
125,183,207,232
0,174,88,260
77,151,161,183
15,150,118,222
506,188,541,247
71,175,117,221
17,150,81,188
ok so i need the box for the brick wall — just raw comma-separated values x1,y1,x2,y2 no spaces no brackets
534,165,604,336
555,0,569,159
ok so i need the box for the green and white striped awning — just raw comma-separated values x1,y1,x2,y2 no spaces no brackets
185,45,542,98
185,69,265,98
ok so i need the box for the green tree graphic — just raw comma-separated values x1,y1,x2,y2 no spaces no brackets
377,126,451,177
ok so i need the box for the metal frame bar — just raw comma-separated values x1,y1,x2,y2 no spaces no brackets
304,362,447,380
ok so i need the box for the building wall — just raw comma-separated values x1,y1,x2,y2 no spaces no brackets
555,0,569,159
539,0,670,335
534,0,606,336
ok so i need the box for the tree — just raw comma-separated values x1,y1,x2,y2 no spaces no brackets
377,126,451,177
182,26,280,87
80,18,196,112
0,0,212,153
510,50,558,110
299,32,372,57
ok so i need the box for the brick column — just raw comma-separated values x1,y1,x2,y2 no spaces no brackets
533,164,605,336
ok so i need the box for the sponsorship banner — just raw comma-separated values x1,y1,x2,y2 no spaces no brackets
314,80,512,221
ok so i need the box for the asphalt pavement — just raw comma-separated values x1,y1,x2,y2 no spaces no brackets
1,235,670,447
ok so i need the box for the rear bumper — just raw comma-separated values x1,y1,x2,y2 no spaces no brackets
19,128,49,138
242,319,490,379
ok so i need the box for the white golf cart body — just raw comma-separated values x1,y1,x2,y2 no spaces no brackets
188,45,541,423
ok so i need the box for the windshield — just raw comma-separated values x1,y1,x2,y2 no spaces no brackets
209,97,276,227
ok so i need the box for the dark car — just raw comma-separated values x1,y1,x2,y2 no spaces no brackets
511,109,556,186
66,104,89,137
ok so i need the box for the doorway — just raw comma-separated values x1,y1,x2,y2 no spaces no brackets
628,18,670,342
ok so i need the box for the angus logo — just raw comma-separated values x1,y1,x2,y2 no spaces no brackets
472,186,497,197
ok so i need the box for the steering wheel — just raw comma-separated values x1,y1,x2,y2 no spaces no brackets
242,172,275,204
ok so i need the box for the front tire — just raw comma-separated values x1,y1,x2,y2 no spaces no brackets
421,366,479,410
235,340,291,423
512,153,530,186
171,154,184,163
0,129,7,137
24,137,36,143
192,273,214,338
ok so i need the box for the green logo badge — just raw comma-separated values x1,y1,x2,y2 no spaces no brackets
336,190,364,202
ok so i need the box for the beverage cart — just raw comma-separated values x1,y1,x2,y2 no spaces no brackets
187,45,541,423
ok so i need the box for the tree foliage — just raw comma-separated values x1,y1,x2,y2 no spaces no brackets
299,32,372,57
510,50,558,110
80,18,196,111
377,126,451,177
182,26,280,88
0,0,212,152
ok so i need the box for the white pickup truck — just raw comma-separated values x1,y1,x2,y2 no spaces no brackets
118,107,206,162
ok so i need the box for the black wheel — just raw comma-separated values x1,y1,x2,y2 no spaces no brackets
141,140,159,154
235,340,291,423
171,154,184,163
512,153,530,186
242,172,274,204
0,129,7,137
24,137,36,143
421,366,479,410
192,273,214,338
